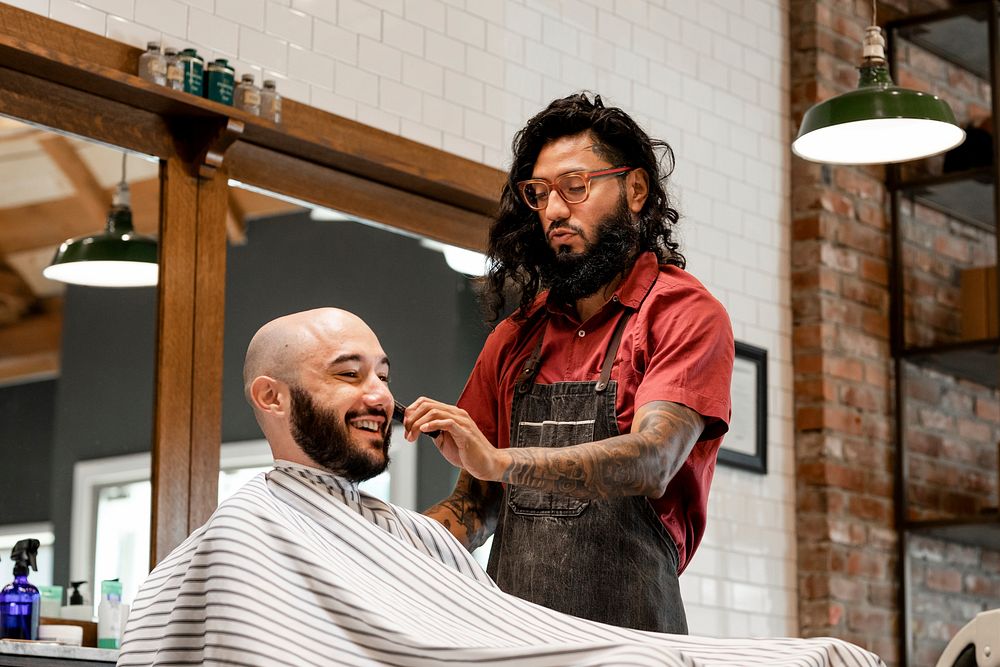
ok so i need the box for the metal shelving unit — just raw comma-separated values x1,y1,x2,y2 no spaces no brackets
886,2,1000,664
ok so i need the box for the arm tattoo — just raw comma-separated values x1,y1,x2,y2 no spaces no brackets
499,401,705,499
424,471,501,551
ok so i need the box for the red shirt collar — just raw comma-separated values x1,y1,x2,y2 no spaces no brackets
543,251,660,316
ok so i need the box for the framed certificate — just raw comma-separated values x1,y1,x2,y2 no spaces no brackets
718,341,767,474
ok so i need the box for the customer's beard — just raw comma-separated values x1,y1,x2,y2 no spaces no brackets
540,198,639,304
289,385,391,482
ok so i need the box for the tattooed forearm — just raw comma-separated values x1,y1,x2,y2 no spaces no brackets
499,401,705,499
424,471,502,551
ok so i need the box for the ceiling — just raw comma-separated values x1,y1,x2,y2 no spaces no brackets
0,116,302,386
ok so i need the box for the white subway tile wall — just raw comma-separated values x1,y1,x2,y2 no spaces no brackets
85,0,132,18
265,4,313,48
134,0,187,40
29,0,794,637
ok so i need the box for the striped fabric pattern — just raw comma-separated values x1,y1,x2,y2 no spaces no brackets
118,462,885,667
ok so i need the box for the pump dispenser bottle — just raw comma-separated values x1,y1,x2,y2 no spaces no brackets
60,580,92,621
0,539,40,640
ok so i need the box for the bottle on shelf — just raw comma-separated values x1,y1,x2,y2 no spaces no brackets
179,48,204,95
260,79,282,123
204,58,235,105
137,41,166,86
164,47,184,91
234,74,261,115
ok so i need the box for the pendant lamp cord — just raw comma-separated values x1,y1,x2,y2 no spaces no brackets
872,0,877,26
120,151,127,186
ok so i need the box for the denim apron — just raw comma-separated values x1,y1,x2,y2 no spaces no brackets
486,308,688,633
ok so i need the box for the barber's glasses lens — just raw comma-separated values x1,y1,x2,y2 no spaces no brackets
523,183,548,208
558,175,588,202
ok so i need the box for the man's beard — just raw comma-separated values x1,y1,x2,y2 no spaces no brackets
539,197,639,304
289,385,391,482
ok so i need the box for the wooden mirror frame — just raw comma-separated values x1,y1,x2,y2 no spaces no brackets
0,5,504,565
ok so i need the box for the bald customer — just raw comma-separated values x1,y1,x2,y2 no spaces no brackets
119,308,491,665
118,308,886,667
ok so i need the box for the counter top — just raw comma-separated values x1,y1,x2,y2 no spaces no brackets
0,640,117,664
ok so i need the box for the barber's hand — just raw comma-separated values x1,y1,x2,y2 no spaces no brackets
403,397,505,482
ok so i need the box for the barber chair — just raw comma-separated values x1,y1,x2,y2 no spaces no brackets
937,609,1000,667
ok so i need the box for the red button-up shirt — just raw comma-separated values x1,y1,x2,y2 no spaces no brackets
457,252,734,573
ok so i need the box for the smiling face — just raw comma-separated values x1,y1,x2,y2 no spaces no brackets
289,316,394,480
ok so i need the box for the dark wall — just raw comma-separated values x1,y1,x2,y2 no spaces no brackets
0,379,57,524
32,210,487,589
49,284,158,590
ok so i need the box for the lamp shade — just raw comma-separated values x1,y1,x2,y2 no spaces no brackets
792,25,965,165
793,85,965,164
42,231,158,287
42,180,158,288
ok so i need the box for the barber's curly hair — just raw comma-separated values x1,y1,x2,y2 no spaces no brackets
483,92,684,322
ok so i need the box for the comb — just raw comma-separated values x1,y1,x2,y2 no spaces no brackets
392,401,441,439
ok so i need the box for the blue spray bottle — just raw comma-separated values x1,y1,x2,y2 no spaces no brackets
0,539,40,640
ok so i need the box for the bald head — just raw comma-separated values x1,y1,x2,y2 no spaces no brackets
243,307,395,475
243,308,377,402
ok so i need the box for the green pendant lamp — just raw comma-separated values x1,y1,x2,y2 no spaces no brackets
42,153,158,288
792,4,964,165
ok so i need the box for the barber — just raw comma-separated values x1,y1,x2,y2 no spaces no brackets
408,92,734,633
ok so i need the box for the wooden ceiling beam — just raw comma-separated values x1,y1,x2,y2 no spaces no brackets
0,264,60,385
0,350,58,385
38,135,108,226
0,296,62,367
0,263,34,325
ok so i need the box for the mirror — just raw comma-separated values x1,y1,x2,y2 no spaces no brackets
0,115,159,611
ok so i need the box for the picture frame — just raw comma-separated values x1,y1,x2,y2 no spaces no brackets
718,341,767,474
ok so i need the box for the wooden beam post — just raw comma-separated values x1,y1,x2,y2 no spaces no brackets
150,156,198,566
187,166,227,531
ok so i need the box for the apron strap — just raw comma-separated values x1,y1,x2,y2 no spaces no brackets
516,331,545,394
517,307,637,394
595,309,634,393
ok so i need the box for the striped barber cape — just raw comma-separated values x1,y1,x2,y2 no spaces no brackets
119,461,885,667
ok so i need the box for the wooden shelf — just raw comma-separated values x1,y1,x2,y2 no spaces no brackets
907,511,1000,551
0,30,504,218
902,338,1000,388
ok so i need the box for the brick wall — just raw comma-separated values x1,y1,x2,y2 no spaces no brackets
790,2,895,658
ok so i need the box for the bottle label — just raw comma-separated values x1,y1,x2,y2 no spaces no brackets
261,95,281,122
207,71,235,105
139,55,167,85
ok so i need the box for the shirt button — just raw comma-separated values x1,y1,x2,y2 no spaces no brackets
577,330,586,337
612,295,619,302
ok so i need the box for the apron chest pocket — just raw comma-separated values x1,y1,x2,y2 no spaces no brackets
509,419,595,517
